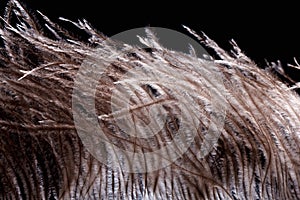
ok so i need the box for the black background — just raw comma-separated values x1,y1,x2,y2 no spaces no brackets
1,1,299,82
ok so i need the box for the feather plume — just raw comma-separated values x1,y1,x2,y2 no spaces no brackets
0,1,299,199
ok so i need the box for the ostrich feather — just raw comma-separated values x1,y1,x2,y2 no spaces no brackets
0,1,299,199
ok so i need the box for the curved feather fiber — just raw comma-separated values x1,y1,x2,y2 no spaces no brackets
0,1,299,199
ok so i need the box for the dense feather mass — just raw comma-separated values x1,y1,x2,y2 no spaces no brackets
0,1,299,199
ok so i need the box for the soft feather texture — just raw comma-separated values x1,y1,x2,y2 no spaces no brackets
0,1,299,199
